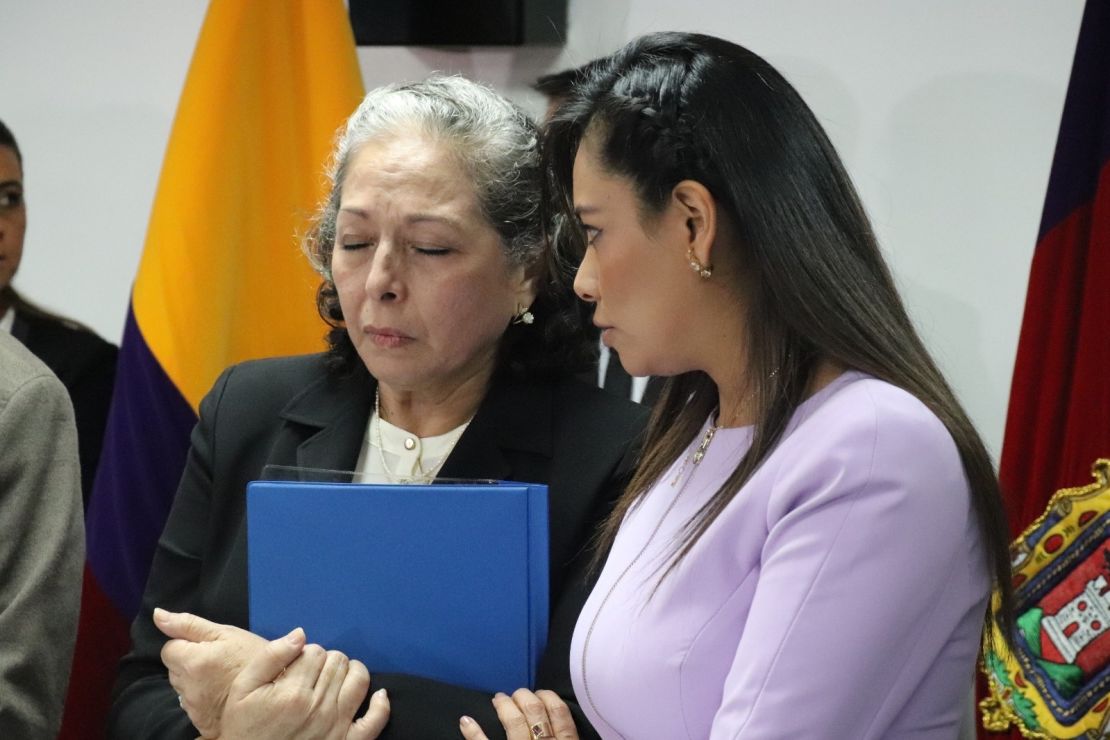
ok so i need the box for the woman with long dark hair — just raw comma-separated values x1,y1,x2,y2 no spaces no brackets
460,32,1013,740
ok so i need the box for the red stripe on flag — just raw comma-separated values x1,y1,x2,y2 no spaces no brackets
58,567,132,740
999,156,1110,535
980,139,1110,740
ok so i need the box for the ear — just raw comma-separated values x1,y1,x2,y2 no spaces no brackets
508,265,539,312
670,180,718,269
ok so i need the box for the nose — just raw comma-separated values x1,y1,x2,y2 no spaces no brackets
573,247,599,303
365,241,404,302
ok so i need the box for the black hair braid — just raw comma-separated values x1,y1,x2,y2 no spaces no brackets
595,56,728,212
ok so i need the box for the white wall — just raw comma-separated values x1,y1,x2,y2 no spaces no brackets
1,0,1084,459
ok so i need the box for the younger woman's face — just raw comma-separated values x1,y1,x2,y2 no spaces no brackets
571,134,697,378
0,146,25,294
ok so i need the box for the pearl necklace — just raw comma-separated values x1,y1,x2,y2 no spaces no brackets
373,388,470,483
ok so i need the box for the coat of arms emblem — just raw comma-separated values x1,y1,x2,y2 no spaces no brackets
982,459,1110,738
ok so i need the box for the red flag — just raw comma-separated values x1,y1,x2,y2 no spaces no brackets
980,1,1110,736
998,0,1110,540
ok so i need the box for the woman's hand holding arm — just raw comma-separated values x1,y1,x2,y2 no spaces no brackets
458,689,579,740
219,628,389,740
156,608,267,738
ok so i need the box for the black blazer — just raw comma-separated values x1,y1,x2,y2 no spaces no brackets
12,310,117,506
109,353,646,739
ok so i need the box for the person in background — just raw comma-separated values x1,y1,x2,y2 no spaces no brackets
534,67,662,408
0,331,85,738
0,118,118,507
532,66,594,125
109,75,646,740
463,31,1015,739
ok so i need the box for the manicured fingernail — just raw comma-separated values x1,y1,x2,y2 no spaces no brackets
494,692,508,699
460,715,475,726
375,688,387,699
286,627,305,645
153,607,169,622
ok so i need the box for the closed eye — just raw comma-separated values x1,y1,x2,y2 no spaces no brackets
413,246,451,256
581,225,601,246
340,241,373,250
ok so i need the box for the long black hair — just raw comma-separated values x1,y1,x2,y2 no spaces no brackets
543,32,1014,641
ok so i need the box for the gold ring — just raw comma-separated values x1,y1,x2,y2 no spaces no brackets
530,720,554,738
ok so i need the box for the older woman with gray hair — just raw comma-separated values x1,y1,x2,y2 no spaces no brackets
108,76,644,739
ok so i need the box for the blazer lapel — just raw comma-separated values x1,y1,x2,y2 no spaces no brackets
438,376,553,482
279,368,373,479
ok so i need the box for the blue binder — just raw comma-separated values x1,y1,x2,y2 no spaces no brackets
246,480,549,695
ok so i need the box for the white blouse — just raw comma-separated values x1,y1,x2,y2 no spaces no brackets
352,410,470,484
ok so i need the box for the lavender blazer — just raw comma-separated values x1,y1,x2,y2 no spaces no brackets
570,371,989,739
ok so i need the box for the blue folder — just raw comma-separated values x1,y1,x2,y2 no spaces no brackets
246,480,549,695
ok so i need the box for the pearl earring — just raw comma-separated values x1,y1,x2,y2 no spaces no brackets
512,304,535,325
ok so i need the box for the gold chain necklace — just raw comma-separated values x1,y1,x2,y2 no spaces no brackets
668,422,717,485
373,388,469,483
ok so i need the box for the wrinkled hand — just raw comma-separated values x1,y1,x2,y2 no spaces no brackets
458,689,578,740
219,627,389,740
156,607,268,738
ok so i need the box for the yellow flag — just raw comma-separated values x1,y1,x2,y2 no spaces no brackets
132,0,364,411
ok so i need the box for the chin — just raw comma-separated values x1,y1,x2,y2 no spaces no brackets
615,354,651,378
356,348,399,381
620,352,678,380
611,336,665,377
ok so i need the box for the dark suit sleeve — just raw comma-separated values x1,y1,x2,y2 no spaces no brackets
70,342,117,505
107,369,233,740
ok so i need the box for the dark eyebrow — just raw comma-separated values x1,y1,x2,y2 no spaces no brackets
0,180,21,189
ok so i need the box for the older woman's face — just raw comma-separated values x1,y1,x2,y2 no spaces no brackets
331,133,535,395
0,146,26,294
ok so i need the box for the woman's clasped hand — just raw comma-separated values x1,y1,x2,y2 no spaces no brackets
159,607,387,739
459,690,578,740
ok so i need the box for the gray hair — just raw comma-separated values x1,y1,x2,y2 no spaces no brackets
305,75,542,280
